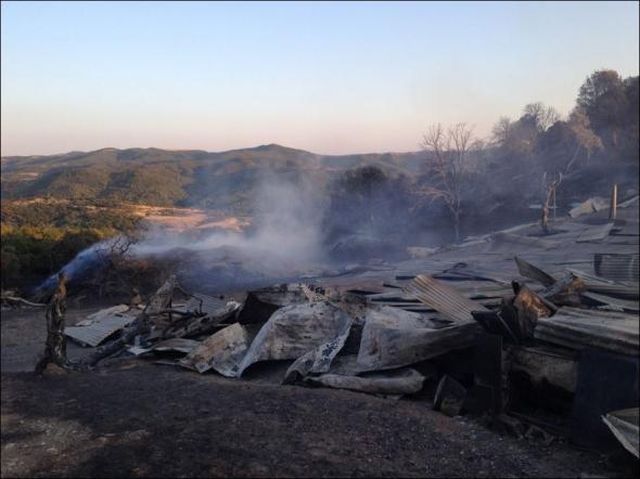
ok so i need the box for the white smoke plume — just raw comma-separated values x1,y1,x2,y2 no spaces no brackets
131,172,327,277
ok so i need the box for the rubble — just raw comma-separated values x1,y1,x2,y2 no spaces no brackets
306,367,426,396
509,345,577,394
535,307,638,356
356,306,478,371
180,323,251,376
64,307,138,347
236,301,353,376
37,194,638,459
433,375,467,417
568,197,610,218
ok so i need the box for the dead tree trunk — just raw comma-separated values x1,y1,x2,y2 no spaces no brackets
541,176,561,235
453,209,461,244
35,273,69,374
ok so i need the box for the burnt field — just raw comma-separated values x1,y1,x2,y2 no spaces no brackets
0,306,634,479
2,197,639,478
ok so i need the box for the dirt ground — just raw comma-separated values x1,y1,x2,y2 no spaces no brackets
1,305,637,478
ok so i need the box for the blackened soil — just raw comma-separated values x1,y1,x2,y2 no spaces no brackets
1,308,637,478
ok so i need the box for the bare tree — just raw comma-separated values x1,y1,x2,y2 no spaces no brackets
93,235,137,298
420,123,475,243
540,172,562,234
491,116,513,147
539,108,603,234
523,102,560,132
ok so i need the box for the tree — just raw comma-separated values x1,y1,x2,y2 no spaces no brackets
523,102,560,132
420,123,476,243
536,108,602,234
567,107,603,165
492,113,539,156
324,165,414,243
491,116,513,147
577,70,627,147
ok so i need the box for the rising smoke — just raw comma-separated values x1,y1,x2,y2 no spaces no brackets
36,173,331,295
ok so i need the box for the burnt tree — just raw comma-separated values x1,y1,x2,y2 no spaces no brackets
421,123,476,243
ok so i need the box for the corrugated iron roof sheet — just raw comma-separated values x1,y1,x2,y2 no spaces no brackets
174,293,226,315
594,253,639,283
568,268,639,299
403,275,488,323
602,408,639,459
575,222,614,243
65,312,137,347
535,307,639,356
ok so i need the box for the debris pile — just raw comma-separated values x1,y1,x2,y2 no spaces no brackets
52,194,640,458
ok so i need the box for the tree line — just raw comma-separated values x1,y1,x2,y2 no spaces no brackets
325,69,638,246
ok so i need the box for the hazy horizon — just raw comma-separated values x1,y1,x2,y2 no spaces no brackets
0,142,424,159
2,1,639,157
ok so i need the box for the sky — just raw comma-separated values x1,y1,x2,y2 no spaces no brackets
1,1,638,156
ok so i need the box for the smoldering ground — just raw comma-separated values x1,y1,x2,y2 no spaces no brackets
34,167,449,297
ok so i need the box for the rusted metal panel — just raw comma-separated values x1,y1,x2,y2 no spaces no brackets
403,275,488,323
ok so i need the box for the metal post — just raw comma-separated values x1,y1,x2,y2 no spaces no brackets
609,184,618,220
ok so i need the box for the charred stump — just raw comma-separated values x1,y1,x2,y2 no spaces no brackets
34,273,70,374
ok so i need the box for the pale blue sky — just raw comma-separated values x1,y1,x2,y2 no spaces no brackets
1,1,638,156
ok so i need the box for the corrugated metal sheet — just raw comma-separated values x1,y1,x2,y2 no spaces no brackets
611,220,640,237
568,268,639,299
490,232,561,251
594,253,639,283
618,195,640,208
602,408,639,458
152,338,200,354
180,323,250,376
568,197,609,218
403,275,488,322
175,293,226,315
535,307,639,356
575,222,614,243
582,291,640,313
65,312,137,347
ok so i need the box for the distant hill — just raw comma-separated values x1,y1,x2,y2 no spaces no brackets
1,144,424,212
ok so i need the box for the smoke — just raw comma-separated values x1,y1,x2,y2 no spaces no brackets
33,237,123,295
34,168,433,296
131,172,327,279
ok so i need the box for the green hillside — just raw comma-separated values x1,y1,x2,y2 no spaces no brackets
1,144,422,211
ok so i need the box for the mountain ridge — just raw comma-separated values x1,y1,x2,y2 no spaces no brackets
0,144,425,211
1,143,421,163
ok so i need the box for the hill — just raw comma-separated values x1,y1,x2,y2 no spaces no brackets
1,144,424,212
